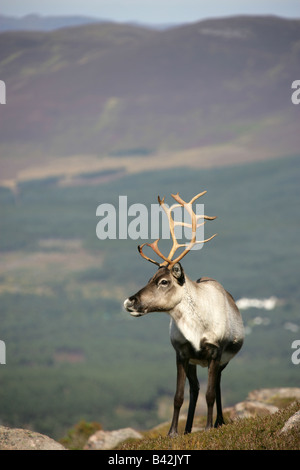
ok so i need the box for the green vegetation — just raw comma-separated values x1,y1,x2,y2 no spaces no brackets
60,420,102,450
0,154,299,441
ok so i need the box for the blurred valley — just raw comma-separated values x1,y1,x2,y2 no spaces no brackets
0,15,299,440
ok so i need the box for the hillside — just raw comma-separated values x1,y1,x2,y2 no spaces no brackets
0,15,299,160
1,388,299,449
118,402,300,451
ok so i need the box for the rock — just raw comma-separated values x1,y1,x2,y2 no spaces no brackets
224,388,300,421
0,425,66,450
279,410,300,434
84,427,143,450
247,388,300,403
225,400,279,420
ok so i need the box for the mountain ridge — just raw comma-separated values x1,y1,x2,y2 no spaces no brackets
0,13,108,32
0,15,299,159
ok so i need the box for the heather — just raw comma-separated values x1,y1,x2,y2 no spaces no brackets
119,402,300,450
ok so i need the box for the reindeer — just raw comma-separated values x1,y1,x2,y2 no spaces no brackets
124,192,244,436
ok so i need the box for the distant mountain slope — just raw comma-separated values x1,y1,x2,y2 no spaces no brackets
0,16,299,158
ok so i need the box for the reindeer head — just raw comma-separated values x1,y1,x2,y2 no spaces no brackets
124,191,216,316
124,263,185,316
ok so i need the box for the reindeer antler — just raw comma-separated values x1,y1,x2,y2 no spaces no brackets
138,191,217,268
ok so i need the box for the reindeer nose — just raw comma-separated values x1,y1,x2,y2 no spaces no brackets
124,297,136,311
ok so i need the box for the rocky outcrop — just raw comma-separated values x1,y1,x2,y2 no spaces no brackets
0,425,66,450
247,387,300,403
225,387,300,420
226,400,279,419
279,410,300,434
84,427,143,450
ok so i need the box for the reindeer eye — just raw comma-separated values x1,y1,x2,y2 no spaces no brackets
159,279,169,286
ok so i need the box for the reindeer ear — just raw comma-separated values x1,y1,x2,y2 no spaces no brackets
171,263,185,285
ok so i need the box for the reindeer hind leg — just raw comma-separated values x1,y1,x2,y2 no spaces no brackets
214,363,228,427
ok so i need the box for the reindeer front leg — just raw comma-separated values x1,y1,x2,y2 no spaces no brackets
184,363,199,434
168,353,187,436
